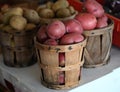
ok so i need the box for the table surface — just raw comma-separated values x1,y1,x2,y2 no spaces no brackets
0,45,120,92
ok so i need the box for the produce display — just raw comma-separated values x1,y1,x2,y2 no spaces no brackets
36,0,110,84
0,0,113,88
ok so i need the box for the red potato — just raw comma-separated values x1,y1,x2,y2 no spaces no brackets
84,0,104,18
75,13,97,30
60,33,84,45
44,39,58,45
59,71,65,84
37,25,48,43
96,14,108,28
96,17,108,28
64,19,83,34
59,53,65,67
99,14,108,22
47,20,66,39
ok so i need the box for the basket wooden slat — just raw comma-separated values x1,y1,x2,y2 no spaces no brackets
65,67,80,86
83,19,114,68
1,46,36,67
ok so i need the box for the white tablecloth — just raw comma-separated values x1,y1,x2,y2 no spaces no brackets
0,46,120,92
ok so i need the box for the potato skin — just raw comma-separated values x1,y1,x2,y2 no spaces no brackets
84,0,104,18
46,1,54,9
52,0,69,12
9,15,27,31
75,13,97,30
46,20,66,39
23,9,40,24
25,23,36,31
60,33,84,45
2,7,23,24
56,8,71,18
38,8,55,18
96,17,108,28
37,25,48,43
1,25,13,32
44,39,58,45
68,6,76,14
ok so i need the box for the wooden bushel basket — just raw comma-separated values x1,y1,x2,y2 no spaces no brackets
0,29,37,67
83,19,114,68
35,38,86,89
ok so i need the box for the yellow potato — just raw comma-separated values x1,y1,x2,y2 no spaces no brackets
25,23,36,30
56,8,71,18
46,1,54,9
38,8,55,18
52,0,69,12
23,9,40,24
2,7,23,24
36,5,46,12
0,24,4,29
10,15,27,31
68,6,76,14
1,25,13,32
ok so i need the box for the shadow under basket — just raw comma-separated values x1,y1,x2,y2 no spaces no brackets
1,46,37,67
35,38,86,89
83,19,114,68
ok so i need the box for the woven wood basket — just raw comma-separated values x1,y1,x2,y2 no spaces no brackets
0,29,37,67
35,38,86,89
83,19,114,68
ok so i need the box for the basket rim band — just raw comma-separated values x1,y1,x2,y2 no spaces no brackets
39,60,84,71
83,20,114,36
35,38,86,52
